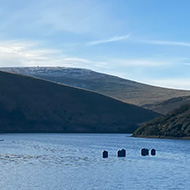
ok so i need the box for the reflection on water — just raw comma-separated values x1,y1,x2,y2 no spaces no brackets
0,133,189,190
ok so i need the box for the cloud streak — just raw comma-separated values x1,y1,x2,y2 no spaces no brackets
150,78,190,90
0,40,108,69
109,58,168,67
143,40,190,47
87,34,130,46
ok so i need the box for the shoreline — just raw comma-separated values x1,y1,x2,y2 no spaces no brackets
132,135,190,140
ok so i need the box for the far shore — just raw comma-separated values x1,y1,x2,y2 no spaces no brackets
132,135,190,140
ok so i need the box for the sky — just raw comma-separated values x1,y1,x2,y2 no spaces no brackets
0,0,190,89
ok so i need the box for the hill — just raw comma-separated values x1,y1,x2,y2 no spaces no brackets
144,96,190,114
0,70,159,133
1,67,190,114
133,104,190,139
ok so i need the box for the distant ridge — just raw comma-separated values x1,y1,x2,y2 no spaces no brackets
144,96,190,114
0,70,159,133
2,67,190,114
133,104,190,139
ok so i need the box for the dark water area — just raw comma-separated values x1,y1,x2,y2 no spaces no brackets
0,133,189,190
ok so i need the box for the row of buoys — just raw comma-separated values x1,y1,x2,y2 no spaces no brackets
141,148,156,156
102,148,156,158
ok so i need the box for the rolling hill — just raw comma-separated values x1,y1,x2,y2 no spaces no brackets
144,96,190,114
1,67,190,114
133,104,190,139
0,70,159,133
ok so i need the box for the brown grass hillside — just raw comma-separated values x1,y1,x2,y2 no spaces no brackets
0,71,159,133
2,67,190,114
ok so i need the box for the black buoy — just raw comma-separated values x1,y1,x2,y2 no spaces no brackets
141,148,149,156
103,150,108,158
151,149,156,156
141,148,146,156
117,149,126,157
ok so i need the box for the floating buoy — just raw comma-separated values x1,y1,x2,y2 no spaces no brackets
141,148,149,156
117,149,126,157
151,149,156,156
102,150,108,158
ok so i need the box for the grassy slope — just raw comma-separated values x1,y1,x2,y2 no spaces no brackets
144,96,190,114
133,104,190,139
1,67,190,114
0,71,159,133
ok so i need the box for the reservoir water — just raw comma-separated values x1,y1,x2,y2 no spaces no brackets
0,133,189,190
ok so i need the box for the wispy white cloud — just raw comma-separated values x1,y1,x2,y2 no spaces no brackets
109,58,169,67
0,0,122,36
87,34,130,46
0,40,108,69
63,57,107,68
149,78,190,90
143,40,190,47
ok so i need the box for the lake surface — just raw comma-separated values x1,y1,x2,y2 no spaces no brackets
0,133,189,190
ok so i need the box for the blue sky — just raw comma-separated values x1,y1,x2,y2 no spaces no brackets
0,0,190,89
